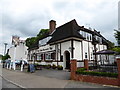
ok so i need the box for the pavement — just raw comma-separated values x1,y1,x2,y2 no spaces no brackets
1,66,120,88
2,77,23,89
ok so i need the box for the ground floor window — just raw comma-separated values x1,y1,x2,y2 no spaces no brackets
45,53,51,60
37,54,44,60
35,52,56,61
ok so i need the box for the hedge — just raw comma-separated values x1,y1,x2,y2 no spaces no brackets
76,68,118,78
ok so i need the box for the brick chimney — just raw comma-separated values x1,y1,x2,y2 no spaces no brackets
49,20,56,34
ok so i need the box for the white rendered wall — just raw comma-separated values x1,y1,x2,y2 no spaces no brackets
8,43,28,61
61,41,71,56
73,41,82,60
88,42,94,60
61,41,71,69
77,62,84,67
82,41,89,60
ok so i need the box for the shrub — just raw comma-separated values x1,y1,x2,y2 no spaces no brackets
46,64,51,69
76,70,118,78
77,68,86,72
52,64,57,69
57,65,63,70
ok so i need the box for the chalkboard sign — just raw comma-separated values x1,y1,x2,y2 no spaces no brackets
29,64,35,73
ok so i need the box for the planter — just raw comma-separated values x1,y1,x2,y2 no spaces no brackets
35,65,42,70
52,64,57,69
57,65,63,70
46,64,51,69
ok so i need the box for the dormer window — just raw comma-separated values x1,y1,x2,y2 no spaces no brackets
39,36,52,46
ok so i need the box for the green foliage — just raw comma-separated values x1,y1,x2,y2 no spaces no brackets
46,64,51,69
2,54,11,60
112,47,120,54
77,68,86,72
57,65,63,70
106,40,115,50
52,64,57,69
25,29,49,49
37,29,49,37
76,70,118,78
114,30,120,46
36,29,49,41
25,37,37,48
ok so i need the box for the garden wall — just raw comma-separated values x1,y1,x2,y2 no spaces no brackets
70,59,120,86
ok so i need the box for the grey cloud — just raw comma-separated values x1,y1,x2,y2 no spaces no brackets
2,9,52,38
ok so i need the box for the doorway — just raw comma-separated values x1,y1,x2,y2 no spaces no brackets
64,51,70,69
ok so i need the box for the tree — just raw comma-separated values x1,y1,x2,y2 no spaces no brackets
25,29,49,49
25,37,36,48
36,29,49,41
114,30,120,46
112,47,120,54
106,40,115,50
2,54,11,60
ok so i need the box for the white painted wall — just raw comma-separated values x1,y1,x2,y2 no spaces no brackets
89,42,94,60
61,41,71,56
8,43,28,61
77,62,84,67
61,41,71,69
73,41,82,60
29,39,108,69
82,41,89,60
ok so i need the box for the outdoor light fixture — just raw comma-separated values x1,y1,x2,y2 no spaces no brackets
69,47,75,51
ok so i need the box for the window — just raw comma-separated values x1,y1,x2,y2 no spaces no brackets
39,36,52,46
91,53,93,59
84,32,86,38
37,54,44,60
90,35,92,41
87,34,89,40
85,52,87,59
99,37,102,44
37,54,41,60
45,53,51,60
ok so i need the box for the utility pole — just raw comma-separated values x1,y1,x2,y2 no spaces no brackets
4,43,8,55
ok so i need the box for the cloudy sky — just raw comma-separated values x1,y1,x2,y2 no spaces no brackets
0,0,119,55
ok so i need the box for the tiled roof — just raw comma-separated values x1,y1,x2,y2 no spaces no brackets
48,19,85,43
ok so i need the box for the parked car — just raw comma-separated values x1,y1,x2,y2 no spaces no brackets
4,60,11,67
11,60,28,65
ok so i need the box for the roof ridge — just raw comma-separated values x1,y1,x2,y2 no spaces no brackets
56,19,76,29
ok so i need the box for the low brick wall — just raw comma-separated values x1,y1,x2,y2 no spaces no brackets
70,59,120,86
75,74,119,86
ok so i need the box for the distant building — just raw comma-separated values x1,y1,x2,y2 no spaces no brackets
118,1,120,30
28,19,108,70
8,36,28,61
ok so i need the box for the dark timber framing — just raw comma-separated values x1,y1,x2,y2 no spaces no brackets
88,42,90,60
81,41,83,61
71,39,74,58
60,43,61,61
